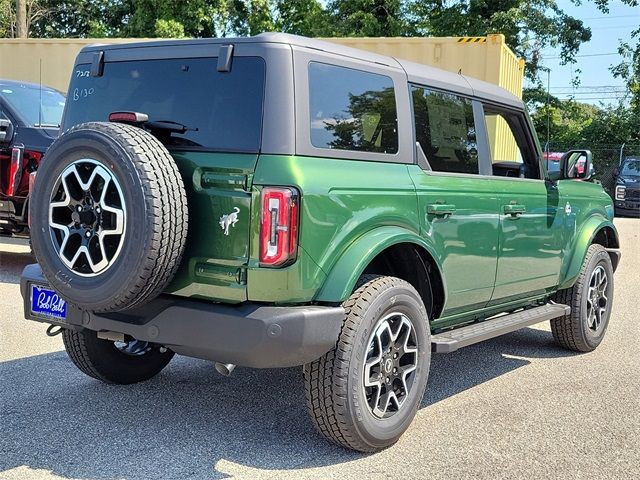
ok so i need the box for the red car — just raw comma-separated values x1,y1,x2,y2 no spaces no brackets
0,79,65,239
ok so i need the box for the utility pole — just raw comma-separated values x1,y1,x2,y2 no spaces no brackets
16,0,28,38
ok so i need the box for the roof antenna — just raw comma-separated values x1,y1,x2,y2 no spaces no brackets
39,58,43,127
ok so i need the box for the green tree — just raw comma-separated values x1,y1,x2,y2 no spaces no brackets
531,100,600,147
0,0,14,37
154,18,187,37
274,0,329,37
327,0,411,37
29,0,129,38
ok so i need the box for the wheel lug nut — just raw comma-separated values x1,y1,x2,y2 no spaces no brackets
85,231,91,237
393,353,398,359
393,367,397,373
386,377,390,383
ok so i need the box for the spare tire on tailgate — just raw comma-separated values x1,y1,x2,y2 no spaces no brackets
30,121,188,313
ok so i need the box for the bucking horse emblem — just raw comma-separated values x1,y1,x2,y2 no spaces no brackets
219,207,240,236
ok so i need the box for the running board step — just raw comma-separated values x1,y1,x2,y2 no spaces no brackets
431,303,570,353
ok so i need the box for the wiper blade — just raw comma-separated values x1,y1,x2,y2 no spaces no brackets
145,120,198,134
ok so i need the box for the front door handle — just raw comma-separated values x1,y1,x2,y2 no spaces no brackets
503,203,526,217
427,203,456,216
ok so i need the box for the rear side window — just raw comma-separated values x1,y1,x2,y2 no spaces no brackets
412,87,478,174
309,62,398,154
64,57,265,152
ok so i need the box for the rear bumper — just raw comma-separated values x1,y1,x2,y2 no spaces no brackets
20,264,345,368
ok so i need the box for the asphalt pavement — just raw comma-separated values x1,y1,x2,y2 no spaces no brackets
1,219,638,480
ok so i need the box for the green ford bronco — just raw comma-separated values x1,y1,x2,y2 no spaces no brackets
21,34,621,452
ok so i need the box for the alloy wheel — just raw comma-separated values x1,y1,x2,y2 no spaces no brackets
363,312,418,419
49,159,126,277
586,265,609,332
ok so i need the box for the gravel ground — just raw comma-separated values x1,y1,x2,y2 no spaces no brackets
0,218,638,480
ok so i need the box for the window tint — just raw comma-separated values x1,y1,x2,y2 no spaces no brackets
483,108,540,180
64,57,265,152
309,62,398,154
0,83,65,127
412,87,478,174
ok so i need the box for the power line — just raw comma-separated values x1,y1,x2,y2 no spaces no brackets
589,24,640,29
554,97,627,100
581,15,640,20
550,90,628,94
549,85,627,88
542,52,619,59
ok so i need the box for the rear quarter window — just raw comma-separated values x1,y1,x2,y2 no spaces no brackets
64,57,265,153
308,62,398,154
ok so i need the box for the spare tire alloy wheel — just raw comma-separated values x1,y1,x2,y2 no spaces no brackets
49,159,126,276
30,122,188,313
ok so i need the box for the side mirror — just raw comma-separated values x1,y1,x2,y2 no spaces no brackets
0,118,14,145
560,149,594,181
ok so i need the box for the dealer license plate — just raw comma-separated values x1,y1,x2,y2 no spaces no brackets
30,284,67,320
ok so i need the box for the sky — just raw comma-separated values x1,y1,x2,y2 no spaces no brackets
535,0,640,105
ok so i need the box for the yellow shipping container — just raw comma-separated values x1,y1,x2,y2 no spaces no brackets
0,35,524,159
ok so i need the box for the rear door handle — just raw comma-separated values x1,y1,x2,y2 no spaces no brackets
503,203,526,216
427,203,456,216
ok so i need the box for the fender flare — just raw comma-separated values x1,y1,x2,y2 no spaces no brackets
558,215,619,290
315,226,445,303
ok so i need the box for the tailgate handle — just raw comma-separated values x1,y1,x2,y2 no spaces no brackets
504,203,526,216
427,203,456,216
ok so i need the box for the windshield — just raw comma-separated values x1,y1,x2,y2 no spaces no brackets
0,83,65,127
64,57,265,152
621,159,640,177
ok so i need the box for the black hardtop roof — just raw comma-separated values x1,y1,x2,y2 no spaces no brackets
80,32,522,109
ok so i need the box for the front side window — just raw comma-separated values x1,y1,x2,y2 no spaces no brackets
64,57,265,152
309,62,398,154
412,87,478,174
483,107,541,180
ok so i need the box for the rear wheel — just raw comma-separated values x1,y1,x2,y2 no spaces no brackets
550,244,614,352
304,275,430,452
62,328,174,384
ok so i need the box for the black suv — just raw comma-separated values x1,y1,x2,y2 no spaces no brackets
0,79,65,238
614,157,640,217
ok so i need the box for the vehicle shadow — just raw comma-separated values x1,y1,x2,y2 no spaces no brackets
0,326,577,479
0,250,33,285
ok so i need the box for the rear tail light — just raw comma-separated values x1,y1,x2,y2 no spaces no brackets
8,145,24,196
260,187,299,267
615,186,626,200
28,171,37,228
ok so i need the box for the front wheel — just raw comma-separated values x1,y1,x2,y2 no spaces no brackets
550,244,614,352
62,328,174,384
304,275,431,452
